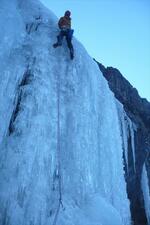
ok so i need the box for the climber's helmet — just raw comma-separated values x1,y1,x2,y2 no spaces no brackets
65,10,71,17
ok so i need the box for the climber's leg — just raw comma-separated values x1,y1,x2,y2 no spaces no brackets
53,31,64,48
66,30,74,59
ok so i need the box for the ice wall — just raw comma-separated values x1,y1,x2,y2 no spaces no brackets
0,0,131,225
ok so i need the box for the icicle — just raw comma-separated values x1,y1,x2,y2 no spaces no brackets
141,163,150,224
129,121,136,173
122,112,129,171
116,100,137,175
116,101,129,172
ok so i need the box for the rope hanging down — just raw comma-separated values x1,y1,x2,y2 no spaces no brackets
52,71,63,225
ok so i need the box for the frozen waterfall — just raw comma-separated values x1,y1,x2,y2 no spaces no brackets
0,0,131,225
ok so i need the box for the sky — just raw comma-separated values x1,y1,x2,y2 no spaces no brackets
40,0,150,101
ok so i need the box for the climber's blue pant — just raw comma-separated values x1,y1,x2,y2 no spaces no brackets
57,28,74,53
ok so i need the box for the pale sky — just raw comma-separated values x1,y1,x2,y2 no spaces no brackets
41,0,150,101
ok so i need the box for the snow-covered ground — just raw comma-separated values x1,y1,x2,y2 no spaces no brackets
0,0,131,225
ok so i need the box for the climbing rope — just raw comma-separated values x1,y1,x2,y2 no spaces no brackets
52,71,63,225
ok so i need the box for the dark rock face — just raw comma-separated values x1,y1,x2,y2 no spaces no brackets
95,60,150,225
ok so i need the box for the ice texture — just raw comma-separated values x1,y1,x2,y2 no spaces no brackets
141,164,150,225
0,0,131,225
116,101,136,173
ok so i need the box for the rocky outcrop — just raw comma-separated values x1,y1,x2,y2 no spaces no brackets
95,60,150,225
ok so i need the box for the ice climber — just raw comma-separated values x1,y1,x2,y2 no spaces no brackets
53,10,74,60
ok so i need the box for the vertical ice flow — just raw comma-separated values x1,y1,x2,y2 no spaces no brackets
141,164,150,225
117,101,136,173
0,0,131,225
